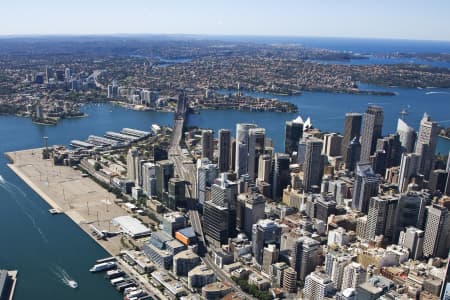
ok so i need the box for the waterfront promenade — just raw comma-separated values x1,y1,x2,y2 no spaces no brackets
6,148,128,255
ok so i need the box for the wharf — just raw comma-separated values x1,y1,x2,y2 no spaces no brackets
6,148,130,255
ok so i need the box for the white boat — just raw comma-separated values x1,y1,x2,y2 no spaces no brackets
67,280,78,289
89,261,116,272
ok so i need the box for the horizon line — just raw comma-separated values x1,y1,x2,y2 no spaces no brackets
0,32,449,43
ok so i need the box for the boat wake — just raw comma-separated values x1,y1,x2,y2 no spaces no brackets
0,174,48,242
51,265,78,289
426,91,450,95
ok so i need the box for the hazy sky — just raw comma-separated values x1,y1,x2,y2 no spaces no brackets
1,0,450,40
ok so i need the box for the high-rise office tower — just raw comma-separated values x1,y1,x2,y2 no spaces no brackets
398,227,424,260
292,236,320,281
262,244,279,275
360,106,384,162
168,178,185,209
345,137,361,172
325,250,352,290
236,192,266,238
364,195,398,242
247,128,265,179
394,192,427,240
376,133,402,168
397,118,416,153
155,160,174,199
230,138,236,171
423,204,450,258
398,152,421,193
210,173,238,208
203,201,233,247
284,116,304,155
142,162,156,197
196,158,218,206
370,149,387,177
323,133,343,157
341,113,362,163
127,147,140,184
272,153,291,200
252,219,281,265
201,129,214,161
235,123,257,177
257,154,272,183
341,262,366,291
218,129,231,172
415,113,440,180
304,271,335,300
429,169,448,193
352,163,379,214
303,138,324,192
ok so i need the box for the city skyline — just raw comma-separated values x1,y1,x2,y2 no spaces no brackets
1,0,450,41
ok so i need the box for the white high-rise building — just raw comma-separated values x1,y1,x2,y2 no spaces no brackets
398,153,421,193
341,262,366,291
304,271,335,300
142,162,156,197
398,227,424,260
235,123,257,177
396,118,416,153
415,113,439,179
127,147,140,184
196,158,218,206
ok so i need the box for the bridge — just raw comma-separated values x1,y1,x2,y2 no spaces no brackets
167,93,255,300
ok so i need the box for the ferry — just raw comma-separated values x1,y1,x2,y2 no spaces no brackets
105,269,124,279
89,261,116,273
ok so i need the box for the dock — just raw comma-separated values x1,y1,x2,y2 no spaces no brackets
6,148,131,255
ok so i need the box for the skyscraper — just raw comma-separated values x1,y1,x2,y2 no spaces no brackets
341,113,362,162
397,118,416,153
360,106,384,162
168,178,186,210
247,128,265,179
196,158,218,206
323,133,343,157
156,160,174,199
394,192,427,240
284,116,304,155
423,204,450,258
292,236,321,281
398,153,421,193
345,137,361,172
272,153,291,200
341,262,366,291
376,133,402,168
352,163,379,214
303,138,324,192
235,123,257,177
364,195,398,242
252,219,281,265
201,129,214,161
304,271,335,300
415,113,440,180
237,192,266,238
127,147,140,184
218,129,231,172
398,227,424,260
142,162,156,197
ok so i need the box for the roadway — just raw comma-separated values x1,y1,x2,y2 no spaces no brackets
167,98,255,300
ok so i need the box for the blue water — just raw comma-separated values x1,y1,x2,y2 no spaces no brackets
208,35,450,68
0,105,173,300
210,35,450,54
204,85,450,154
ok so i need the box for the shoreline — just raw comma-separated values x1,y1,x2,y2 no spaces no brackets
5,149,125,256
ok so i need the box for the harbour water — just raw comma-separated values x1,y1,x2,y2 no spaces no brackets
0,44,449,299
